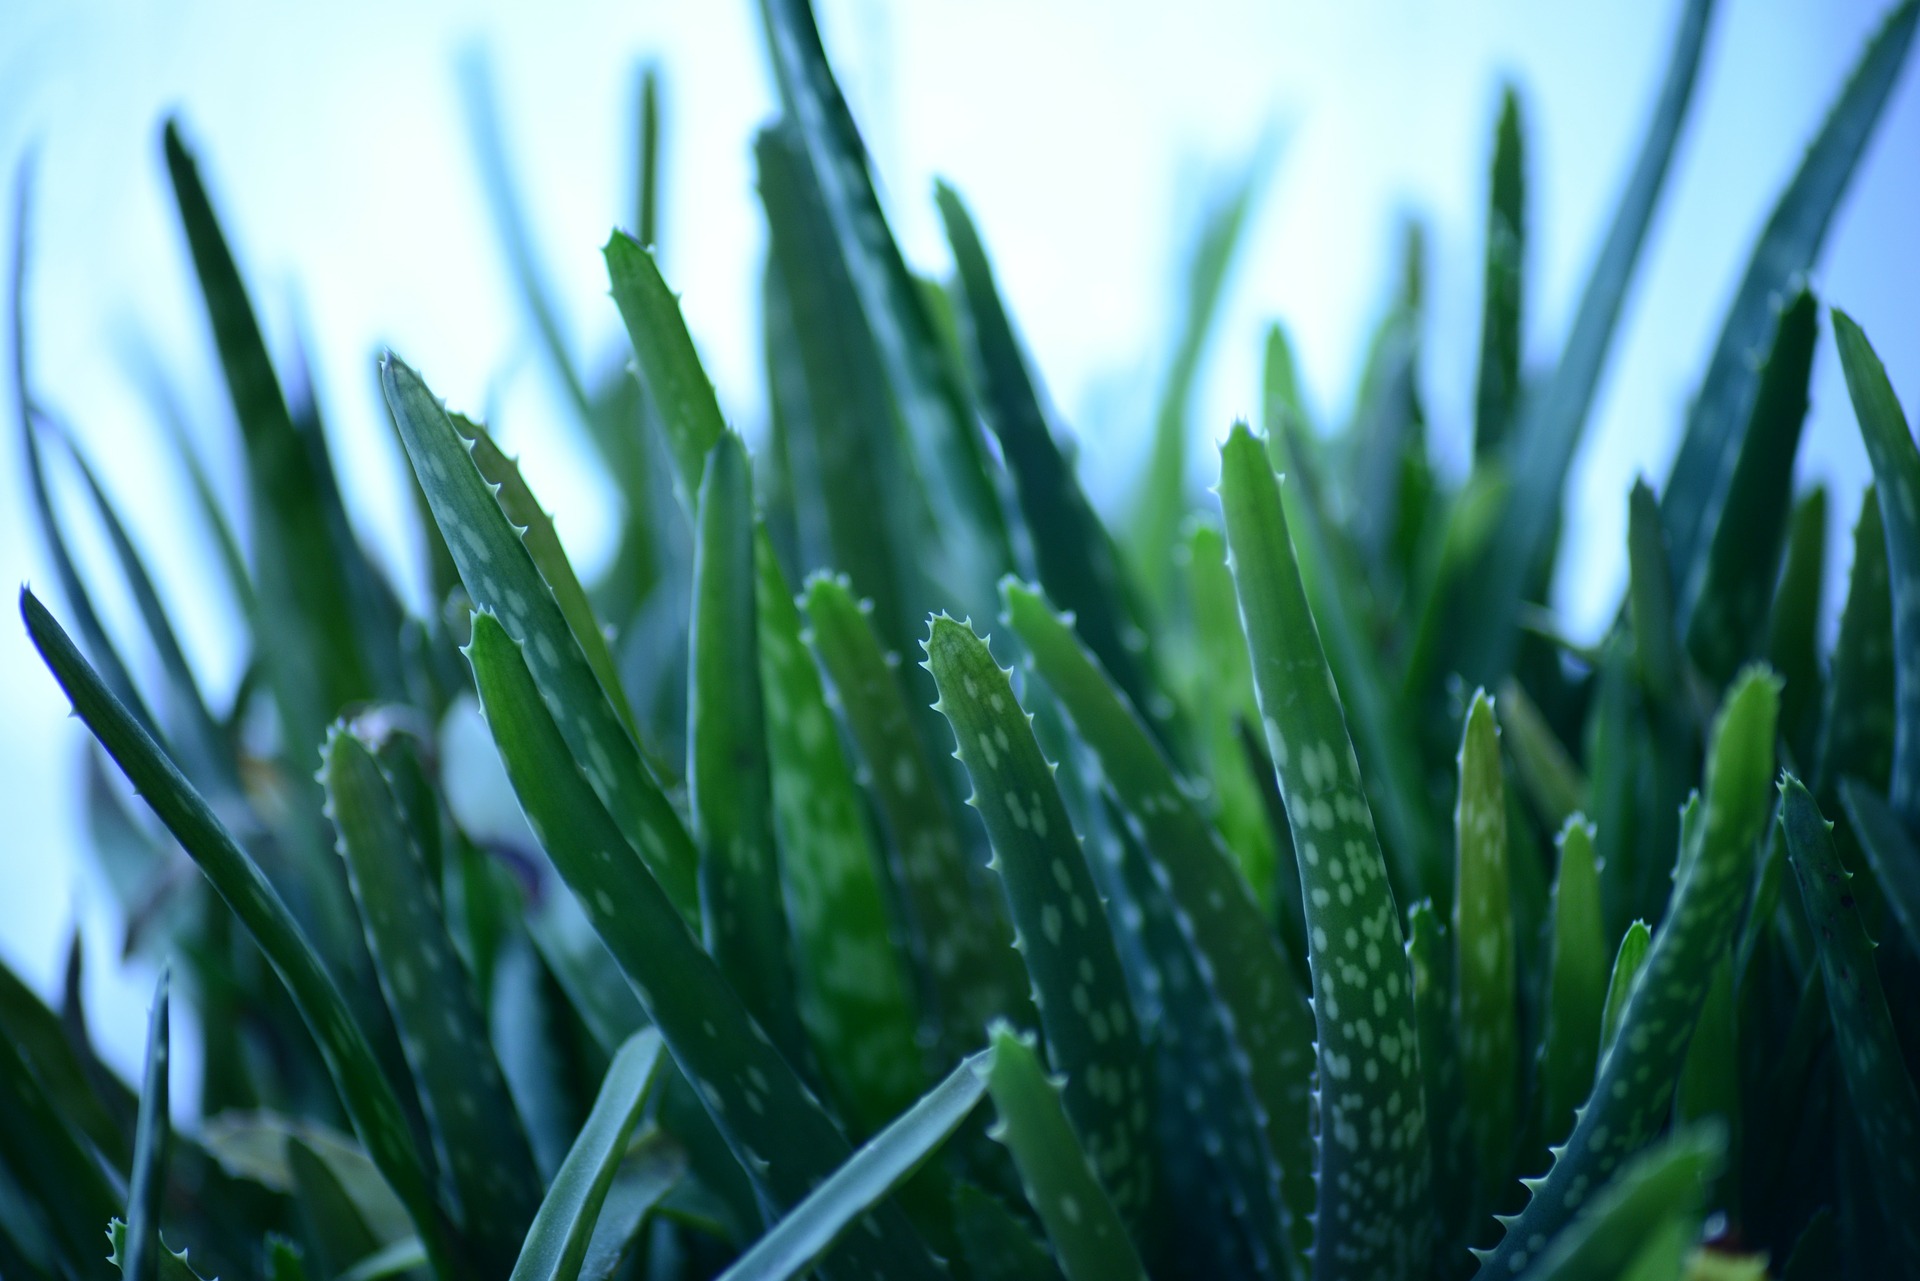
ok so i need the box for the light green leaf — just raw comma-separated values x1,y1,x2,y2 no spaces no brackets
1454,692,1518,1216
1598,921,1652,1063
1539,817,1606,1150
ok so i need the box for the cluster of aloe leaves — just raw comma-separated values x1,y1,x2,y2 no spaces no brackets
8,0,1920,1276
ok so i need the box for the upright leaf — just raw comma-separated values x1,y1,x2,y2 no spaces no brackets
1769,487,1828,767
1599,920,1653,1061
1839,780,1920,979
1453,692,1517,1217
1512,1123,1725,1281
1217,424,1431,1279
1474,86,1527,460
1538,817,1606,1148
1816,487,1895,794
122,970,172,1281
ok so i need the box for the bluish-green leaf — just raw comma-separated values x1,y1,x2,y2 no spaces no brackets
1769,487,1828,768
1839,778,1920,983
1598,920,1652,1063
1538,817,1606,1149
1474,85,1526,460
123,969,172,1281
1407,902,1472,1267
509,1030,666,1281
1454,691,1518,1215
954,1184,1062,1281
1817,487,1895,794
108,1221,212,1281
717,1048,990,1281
1216,424,1431,1279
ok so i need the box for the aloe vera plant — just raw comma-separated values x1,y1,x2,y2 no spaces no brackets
7,0,1920,1277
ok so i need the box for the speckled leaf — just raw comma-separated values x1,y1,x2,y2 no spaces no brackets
1833,310,1920,830
1681,290,1816,686
1839,779,1920,997
755,536,924,1132
923,616,1158,1230
122,970,171,1281
509,1031,665,1281
1662,3,1919,578
1598,921,1652,1063
1454,691,1518,1215
465,611,942,1279
1817,488,1895,794
802,574,1029,1058
322,727,541,1271
1538,817,1606,1149
1477,670,1776,1274
21,589,456,1279
1004,577,1314,1268
981,1026,1149,1281
717,1048,990,1281
1474,85,1526,460
1781,778,1920,1267
1407,902,1472,1267
687,433,802,1059
1216,424,1431,1279
381,354,698,918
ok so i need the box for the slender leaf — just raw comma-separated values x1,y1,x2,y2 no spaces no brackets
1627,479,1683,706
1769,487,1828,767
1513,1123,1725,1281
1216,424,1431,1278
1538,817,1606,1149
1817,487,1895,794
1599,920,1652,1063
1474,86,1526,460
1407,902,1472,1268
1497,678,1586,832
1839,779,1920,980
509,1031,666,1281
1454,691,1518,1215
107,1222,212,1281
123,969,172,1281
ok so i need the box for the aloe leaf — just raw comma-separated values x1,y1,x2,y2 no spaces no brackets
1450,0,1715,681
954,1184,1062,1281
757,0,1012,616
339,1239,427,1281
267,1235,308,1281
1780,1208,1839,1281
1626,479,1684,706
22,589,456,1277
981,1026,1149,1281
1185,523,1283,915
381,354,698,918
0,953,133,1172
1407,902,1472,1266
1474,86,1526,459
508,1031,665,1281
936,184,1161,731
1781,778,1920,1265
1663,2,1919,576
465,611,943,1278
1673,954,1737,1184
1003,578,1314,1265
107,1222,212,1281
454,414,638,747
755,534,925,1131
802,574,1030,1058
1817,488,1895,794
1538,818,1606,1149
717,1048,990,1281
1832,310,1920,829
577,1128,685,1281
633,64,660,248
923,616,1159,1231
1681,290,1817,685
1598,920,1652,1063
289,1135,385,1275
122,970,172,1281
163,122,383,747
1451,692,1519,1217
1497,679,1587,831
1218,423,1434,1275
1477,670,1776,1273
1839,778,1920,976
200,1112,412,1244
322,727,542,1269
0,1017,120,1279
1768,487,1828,768
1511,1122,1725,1281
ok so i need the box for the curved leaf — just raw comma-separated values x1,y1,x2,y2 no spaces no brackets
1513,1123,1724,1281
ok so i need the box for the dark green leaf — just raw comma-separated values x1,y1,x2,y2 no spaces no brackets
1454,691,1517,1216
107,1221,212,1281
954,1184,1061,1281
1474,86,1526,460
1768,487,1828,768
123,970,172,1281
1816,487,1895,794
1839,778,1920,975
1538,817,1606,1150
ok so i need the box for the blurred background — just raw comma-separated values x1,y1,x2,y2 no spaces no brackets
2,0,1916,1097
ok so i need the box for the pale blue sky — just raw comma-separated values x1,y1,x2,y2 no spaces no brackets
2,0,1917,1087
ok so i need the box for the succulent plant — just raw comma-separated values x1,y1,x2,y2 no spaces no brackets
7,0,1920,1278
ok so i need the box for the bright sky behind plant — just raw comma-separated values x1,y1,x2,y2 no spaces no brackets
1,0,1916,1093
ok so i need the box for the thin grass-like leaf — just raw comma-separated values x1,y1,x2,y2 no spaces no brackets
508,1030,665,1281
1780,778,1920,1265
1538,817,1606,1150
1217,424,1432,1277
381,355,698,918
717,1048,990,1281
981,1025,1149,1281
1477,670,1776,1273
1816,488,1894,794
465,611,943,1278
1769,487,1828,768
123,969,172,1281
1407,902,1472,1268
1496,678,1586,831
23,591,456,1277
0,953,132,1172
1474,86,1526,460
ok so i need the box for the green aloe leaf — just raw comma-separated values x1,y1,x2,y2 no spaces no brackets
322,727,541,1270
267,1236,308,1281
123,970,172,1281
380,354,698,918
465,611,943,1279
0,952,132,1173
1681,290,1817,686
1474,85,1526,460
1510,1122,1725,1281
108,1222,212,1281
802,574,1031,1059
716,1048,991,1281
1497,679,1587,832
509,1030,666,1281
1407,902,1472,1266
1839,779,1920,981
289,1135,385,1277
1816,487,1895,794
1451,0,1716,683
1216,424,1432,1278
923,616,1159,1233
1477,670,1776,1274
1003,577,1314,1267
757,0,1012,618
1538,817,1606,1149
981,1026,1149,1281
954,1184,1062,1281
936,184,1162,733
633,64,660,249
755,535,925,1132
21,589,456,1278
1768,487,1828,768
1832,309,1920,829
1598,920,1652,1062
687,434,802,1060
1662,2,1919,577
1780,778,1920,1265
1454,691,1518,1217
1626,479,1684,707
0,1016,120,1279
